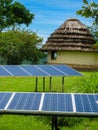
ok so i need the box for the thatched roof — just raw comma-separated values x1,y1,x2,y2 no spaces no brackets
41,18,97,52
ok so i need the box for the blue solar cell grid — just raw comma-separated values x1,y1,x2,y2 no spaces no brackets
4,65,30,76
0,66,11,76
54,65,82,76
8,93,42,110
37,65,67,76
74,94,98,113
22,65,48,76
0,65,82,77
0,93,12,109
42,93,73,112
0,92,98,116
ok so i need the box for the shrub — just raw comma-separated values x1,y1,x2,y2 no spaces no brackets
74,72,98,93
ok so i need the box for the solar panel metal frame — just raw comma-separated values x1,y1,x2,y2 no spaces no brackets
0,92,98,117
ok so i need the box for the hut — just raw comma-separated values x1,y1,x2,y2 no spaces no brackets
41,18,98,70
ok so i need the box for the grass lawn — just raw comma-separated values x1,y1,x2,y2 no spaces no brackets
0,72,98,130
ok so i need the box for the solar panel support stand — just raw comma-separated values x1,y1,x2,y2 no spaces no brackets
35,77,38,92
50,77,52,92
62,77,64,92
43,77,45,92
52,116,59,130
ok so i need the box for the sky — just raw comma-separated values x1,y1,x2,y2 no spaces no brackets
17,0,98,44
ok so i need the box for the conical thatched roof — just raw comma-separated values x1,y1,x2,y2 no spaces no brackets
41,18,97,52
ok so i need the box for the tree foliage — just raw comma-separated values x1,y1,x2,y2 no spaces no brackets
0,0,34,31
76,0,98,25
76,0,98,46
0,29,43,64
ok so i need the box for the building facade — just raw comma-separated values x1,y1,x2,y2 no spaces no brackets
41,18,98,70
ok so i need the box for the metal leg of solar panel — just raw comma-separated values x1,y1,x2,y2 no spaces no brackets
35,77,38,92
62,77,64,92
43,77,45,92
50,77,52,92
52,116,59,130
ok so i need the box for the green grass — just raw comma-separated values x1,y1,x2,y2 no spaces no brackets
0,76,79,92
0,72,98,130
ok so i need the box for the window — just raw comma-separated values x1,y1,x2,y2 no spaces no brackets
51,51,57,60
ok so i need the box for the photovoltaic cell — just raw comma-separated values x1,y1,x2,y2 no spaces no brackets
88,95,98,112
7,93,42,110
0,66,11,76
3,65,30,76
21,65,49,76
42,93,73,112
74,94,98,113
37,65,67,76
54,65,82,76
74,94,83,112
88,94,98,113
0,93,12,109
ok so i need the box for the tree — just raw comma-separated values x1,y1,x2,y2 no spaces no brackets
76,0,98,25
76,0,98,46
0,29,43,64
0,0,34,31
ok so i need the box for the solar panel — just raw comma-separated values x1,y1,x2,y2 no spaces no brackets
0,65,82,77
21,65,49,76
7,93,42,110
74,94,98,113
0,92,98,117
54,65,82,76
36,65,68,76
0,92,12,109
3,65,30,76
0,66,11,76
42,93,73,112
